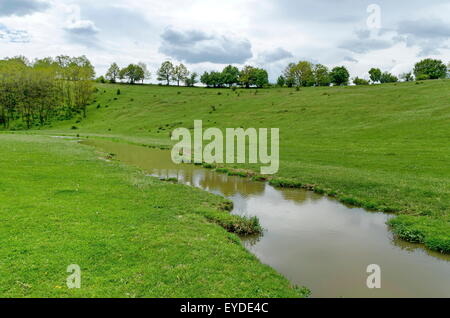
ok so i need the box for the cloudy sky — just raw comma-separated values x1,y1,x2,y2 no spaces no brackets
0,0,449,82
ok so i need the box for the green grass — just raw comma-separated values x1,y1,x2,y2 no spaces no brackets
0,134,307,297
10,79,450,254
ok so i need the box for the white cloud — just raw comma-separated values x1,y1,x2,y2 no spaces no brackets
0,0,448,81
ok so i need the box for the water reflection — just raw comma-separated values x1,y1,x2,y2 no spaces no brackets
82,139,450,298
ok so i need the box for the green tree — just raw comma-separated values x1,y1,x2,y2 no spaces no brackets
157,61,174,85
330,66,350,86
0,55,95,127
222,65,240,87
413,59,447,80
119,64,145,84
105,63,120,83
138,62,151,83
254,68,269,88
239,65,256,88
294,61,314,87
209,71,225,88
173,64,189,86
200,72,211,87
380,72,398,83
283,63,296,87
368,68,382,83
185,72,198,87
400,72,414,82
313,64,331,86
277,75,286,87
353,77,370,85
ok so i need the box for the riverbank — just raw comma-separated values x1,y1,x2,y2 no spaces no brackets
80,138,450,297
0,134,307,297
32,80,450,254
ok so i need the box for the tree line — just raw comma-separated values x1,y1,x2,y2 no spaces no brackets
278,58,449,87
0,55,95,129
102,58,448,89
102,61,270,88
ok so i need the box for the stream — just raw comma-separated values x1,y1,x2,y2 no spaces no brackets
82,139,450,298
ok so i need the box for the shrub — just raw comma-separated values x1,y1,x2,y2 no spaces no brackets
416,74,430,81
353,77,370,85
413,58,447,80
196,208,263,236
215,168,230,174
227,170,248,178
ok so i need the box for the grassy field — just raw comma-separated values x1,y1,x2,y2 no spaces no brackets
0,134,307,297
34,79,450,254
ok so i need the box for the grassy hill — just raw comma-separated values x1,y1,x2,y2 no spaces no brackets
0,134,307,297
36,80,450,253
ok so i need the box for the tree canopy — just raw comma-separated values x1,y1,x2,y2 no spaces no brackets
173,64,189,86
369,68,382,83
105,63,120,83
0,55,95,129
330,66,350,86
157,61,175,85
413,59,447,80
119,64,145,84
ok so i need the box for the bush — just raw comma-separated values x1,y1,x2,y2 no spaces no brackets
96,76,106,83
353,77,370,85
413,58,447,80
416,74,430,81
227,170,249,178
269,178,303,188
380,72,398,83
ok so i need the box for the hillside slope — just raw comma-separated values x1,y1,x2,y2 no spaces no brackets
44,80,450,253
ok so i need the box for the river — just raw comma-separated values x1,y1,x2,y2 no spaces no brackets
82,139,450,298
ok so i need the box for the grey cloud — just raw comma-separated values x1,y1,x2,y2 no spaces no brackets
64,20,99,36
160,28,252,64
355,29,370,40
395,19,450,56
339,38,392,54
343,56,358,63
0,0,49,17
397,19,450,39
258,47,293,63
64,19,100,48
162,28,211,45
0,23,30,43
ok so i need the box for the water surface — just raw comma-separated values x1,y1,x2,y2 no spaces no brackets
83,139,450,298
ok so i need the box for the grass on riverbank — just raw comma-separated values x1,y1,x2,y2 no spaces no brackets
9,79,450,253
0,134,307,297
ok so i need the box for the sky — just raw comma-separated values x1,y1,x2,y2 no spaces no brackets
0,0,449,82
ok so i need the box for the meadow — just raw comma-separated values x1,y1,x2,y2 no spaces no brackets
38,79,450,253
2,79,449,297
0,134,306,297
